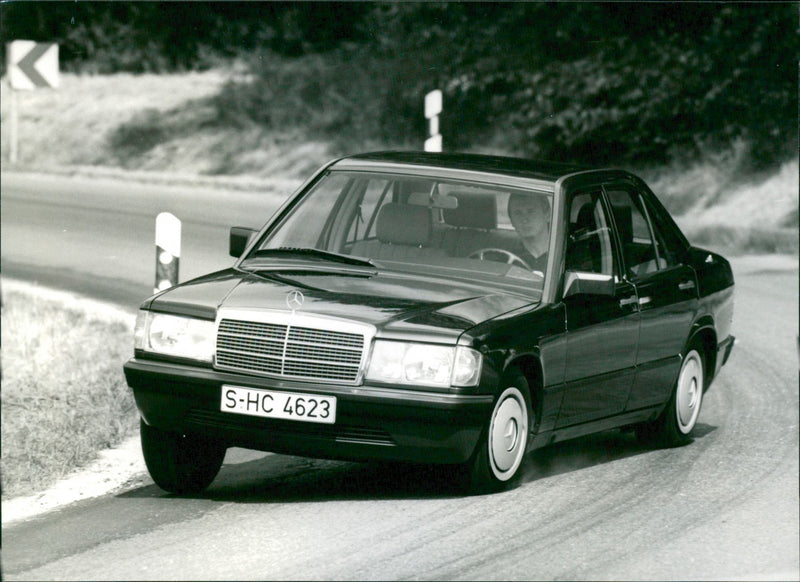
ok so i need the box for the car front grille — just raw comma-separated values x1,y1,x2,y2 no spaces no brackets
214,310,373,385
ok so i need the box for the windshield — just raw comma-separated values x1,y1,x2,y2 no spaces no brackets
248,170,553,291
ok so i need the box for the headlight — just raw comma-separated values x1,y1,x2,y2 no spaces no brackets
134,311,215,363
365,340,482,387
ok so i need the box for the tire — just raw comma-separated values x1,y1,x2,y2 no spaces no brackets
467,372,531,494
637,348,705,448
140,419,226,494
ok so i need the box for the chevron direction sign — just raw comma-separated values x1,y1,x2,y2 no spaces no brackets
8,40,59,90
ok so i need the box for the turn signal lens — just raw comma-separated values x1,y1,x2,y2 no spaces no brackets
453,346,482,386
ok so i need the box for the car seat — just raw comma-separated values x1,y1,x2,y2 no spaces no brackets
350,203,447,260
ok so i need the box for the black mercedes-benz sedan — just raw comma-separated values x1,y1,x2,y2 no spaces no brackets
124,151,735,494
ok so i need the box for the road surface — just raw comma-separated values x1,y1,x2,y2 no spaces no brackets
2,172,798,580
1,171,294,308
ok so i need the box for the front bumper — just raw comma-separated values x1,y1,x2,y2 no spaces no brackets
124,358,493,464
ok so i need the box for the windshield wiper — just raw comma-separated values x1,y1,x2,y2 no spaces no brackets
249,247,376,268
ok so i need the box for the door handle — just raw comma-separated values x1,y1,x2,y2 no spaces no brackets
678,280,696,291
619,295,638,308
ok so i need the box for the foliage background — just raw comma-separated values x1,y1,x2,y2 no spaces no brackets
2,2,796,172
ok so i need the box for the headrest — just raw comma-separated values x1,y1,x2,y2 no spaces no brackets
443,191,497,229
573,203,596,230
376,203,432,246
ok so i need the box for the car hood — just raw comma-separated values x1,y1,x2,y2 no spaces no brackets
146,267,535,341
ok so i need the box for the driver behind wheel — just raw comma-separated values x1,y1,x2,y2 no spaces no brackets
508,193,551,273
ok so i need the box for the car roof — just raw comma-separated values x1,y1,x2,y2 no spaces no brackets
331,151,595,183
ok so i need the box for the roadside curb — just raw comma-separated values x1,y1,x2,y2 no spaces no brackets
2,434,147,526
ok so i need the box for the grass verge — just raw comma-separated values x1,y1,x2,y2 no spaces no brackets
1,284,138,499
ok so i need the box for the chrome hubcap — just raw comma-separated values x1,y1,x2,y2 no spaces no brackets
677,351,703,433
489,387,528,480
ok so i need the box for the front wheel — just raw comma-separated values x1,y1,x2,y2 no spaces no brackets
140,419,226,494
637,348,705,448
467,373,531,494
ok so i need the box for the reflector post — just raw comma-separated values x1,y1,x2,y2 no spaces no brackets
155,212,181,293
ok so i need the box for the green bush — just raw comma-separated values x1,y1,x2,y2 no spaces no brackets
207,3,797,169
109,109,167,159
213,50,416,153
360,3,797,169
5,3,794,169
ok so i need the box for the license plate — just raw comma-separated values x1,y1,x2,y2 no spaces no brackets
221,386,336,424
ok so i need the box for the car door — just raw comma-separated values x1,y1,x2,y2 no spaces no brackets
605,183,700,411
556,188,639,428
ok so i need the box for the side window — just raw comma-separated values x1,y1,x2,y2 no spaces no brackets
641,195,683,267
565,191,616,276
606,188,662,278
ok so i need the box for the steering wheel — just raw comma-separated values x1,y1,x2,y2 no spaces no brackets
469,248,532,271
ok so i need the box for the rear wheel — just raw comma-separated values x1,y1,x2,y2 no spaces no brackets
468,372,531,493
140,419,226,494
637,347,705,448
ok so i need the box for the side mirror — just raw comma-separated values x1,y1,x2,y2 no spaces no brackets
229,226,256,258
563,271,615,299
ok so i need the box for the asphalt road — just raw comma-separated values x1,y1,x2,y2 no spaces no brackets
2,172,798,580
1,172,293,309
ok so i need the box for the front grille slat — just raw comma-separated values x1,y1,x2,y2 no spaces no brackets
215,315,368,384
217,337,285,356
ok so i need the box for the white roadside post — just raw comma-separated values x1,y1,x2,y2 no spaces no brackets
7,40,60,164
155,212,181,294
424,89,443,152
